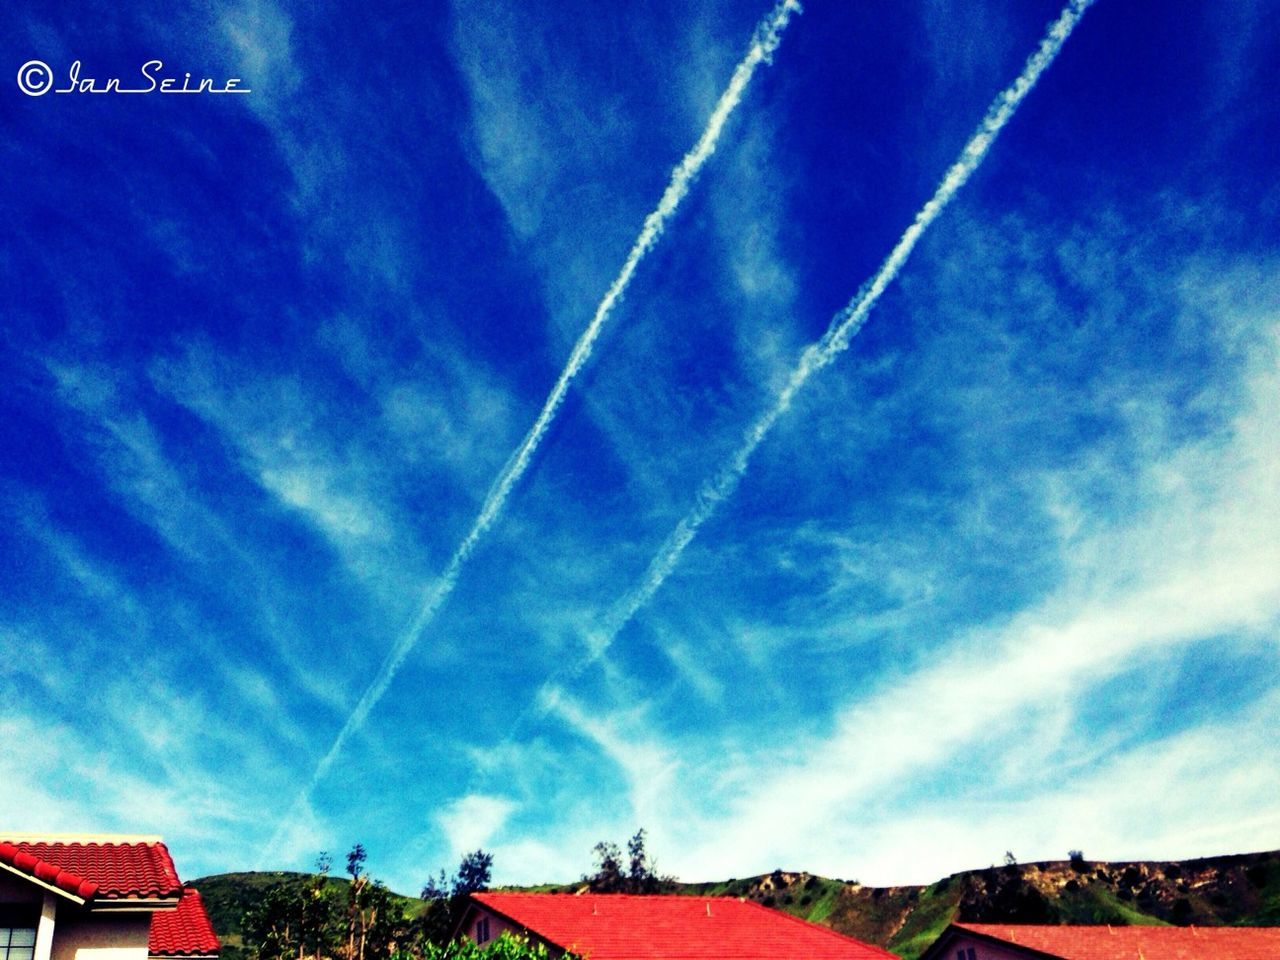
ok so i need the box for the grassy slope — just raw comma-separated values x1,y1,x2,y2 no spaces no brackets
883,880,964,960
664,852,1280,960
195,850,1280,960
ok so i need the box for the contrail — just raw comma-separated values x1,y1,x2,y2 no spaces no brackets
534,0,1096,705
262,0,802,861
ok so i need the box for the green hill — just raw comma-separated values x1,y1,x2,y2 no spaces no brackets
192,871,427,960
660,850,1280,960
194,849,1280,960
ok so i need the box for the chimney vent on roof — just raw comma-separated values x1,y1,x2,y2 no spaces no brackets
706,903,711,917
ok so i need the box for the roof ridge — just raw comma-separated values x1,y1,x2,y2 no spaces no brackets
2,834,165,843
472,891,897,959
1,838,182,900
479,892,762,901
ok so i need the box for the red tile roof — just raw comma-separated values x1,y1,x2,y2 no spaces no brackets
953,923,1280,959
471,893,896,960
150,889,221,957
0,842,99,900
0,840,183,901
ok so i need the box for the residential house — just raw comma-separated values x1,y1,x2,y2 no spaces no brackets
0,835,219,960
921,922,1280,960
457,892,895,960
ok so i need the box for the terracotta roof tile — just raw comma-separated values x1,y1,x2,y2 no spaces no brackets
0,842,99,900
0,840,182,900
150,889,221,957
955,923,1280,959
471,893,896,960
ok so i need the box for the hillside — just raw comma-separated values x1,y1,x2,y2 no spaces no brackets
665,850,1280,960
193,871,427,960
195,849,1280,960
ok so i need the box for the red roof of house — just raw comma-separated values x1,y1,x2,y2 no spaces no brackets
0,840,183,900
470,893,896,960
150,889,221,957
0,842,100,900
953,923,1280,959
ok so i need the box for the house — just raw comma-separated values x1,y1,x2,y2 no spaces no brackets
920,922,1280,960
0,835,219,960
457,892,896,960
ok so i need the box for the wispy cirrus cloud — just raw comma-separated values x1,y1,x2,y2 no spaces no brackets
470,167,1280,879
43,359,231,562
148,341,414,595
5,0,1278,895
819,688,1280,884
257,0,803,863
513,0,1096,711
639,278,1277,880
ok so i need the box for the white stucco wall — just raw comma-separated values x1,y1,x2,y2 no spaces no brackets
941,933,1044,960
49,913,151,960
0,872,148,960
465,909,521,947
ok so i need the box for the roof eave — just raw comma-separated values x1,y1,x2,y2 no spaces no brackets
920,925,1067,960
90,896,185,913
0,860,87,905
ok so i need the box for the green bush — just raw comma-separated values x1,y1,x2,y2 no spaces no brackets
410,934,573,960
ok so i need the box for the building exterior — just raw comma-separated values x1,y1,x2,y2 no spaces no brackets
457,892,895,960
0,836,219,960
921,922,1280,960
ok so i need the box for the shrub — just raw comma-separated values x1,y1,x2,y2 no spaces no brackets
413,934,574,960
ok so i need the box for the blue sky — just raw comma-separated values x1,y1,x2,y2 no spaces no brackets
2,0,1278,892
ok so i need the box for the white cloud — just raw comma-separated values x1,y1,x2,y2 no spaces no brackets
844,689,1280,884
260,463,389,542
0,686,276,870
435,795,518,861
219,0,302,123
671,307,1280,880
44,360,229,562
542,687,680,831
147,341,411,594
499,243,1280,885
317,314,518,489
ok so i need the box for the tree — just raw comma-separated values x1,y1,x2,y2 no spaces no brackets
583,829,672,894
349,881,404,960
417,850,496,947
585,841,625,893
342,843,405,960
627,830,664,894
420,871,450,903
241,846,405,960
453,851,493,897
243,855,336,960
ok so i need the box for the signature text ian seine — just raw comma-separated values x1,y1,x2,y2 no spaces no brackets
17,59,251,97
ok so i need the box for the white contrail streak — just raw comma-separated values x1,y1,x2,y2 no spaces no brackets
541,0,1096,699
262,0,802,862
